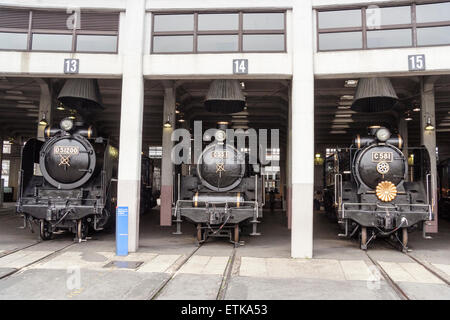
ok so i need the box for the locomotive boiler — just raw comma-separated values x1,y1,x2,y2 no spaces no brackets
172,123,265,246
324,126,433,251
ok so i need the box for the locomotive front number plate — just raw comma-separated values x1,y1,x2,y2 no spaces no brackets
211,151,228,159
372,152,393,162
54,146,80,155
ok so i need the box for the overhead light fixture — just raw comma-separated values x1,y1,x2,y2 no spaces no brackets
340,95,354,101
240,81,245,89
413,106,421,112
178,118,185,123
405,112,413,121
333,118,354,123
57,102,65,111
175,110,180,114
163,116,172,128
315,153,321,159
335,114,352,118
344,80,358,88
39,113,48,126
330,130,347,134
425,117,434,131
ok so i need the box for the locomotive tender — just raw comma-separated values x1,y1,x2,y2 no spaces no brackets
173,123,265,246
324,126,433,251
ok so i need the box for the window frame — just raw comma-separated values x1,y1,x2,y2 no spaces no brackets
151,10,287,54
0,8,120,54
316,2,450,52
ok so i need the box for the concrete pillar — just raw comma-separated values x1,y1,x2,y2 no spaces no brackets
286,84,292,229
160,84,176,226
291,0,314,258
37,79,53,141
420,76,439,233
117,0,146,253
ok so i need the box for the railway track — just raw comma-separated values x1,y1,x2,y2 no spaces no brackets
0,240,43,259
148,245,238,300
0,240,77,281
364,241,450,300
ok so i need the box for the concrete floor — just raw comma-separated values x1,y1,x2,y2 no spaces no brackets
0,203,449,300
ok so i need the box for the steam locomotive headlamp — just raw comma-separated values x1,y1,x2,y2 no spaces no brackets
60,118,74,132
376,128,391,142
376,181,398,202
215,130,226,143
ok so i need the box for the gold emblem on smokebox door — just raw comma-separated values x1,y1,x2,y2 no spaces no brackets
376,181,398,202
59,155,71,167
216,162,225,174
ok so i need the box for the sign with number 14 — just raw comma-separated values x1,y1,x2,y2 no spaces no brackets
233,59,248,74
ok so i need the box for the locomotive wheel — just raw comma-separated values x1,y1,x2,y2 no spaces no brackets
196,224,202,243
360,227,368,250
401,228,408,251
234,224,240,244
39,220,53,241
77,220,88,240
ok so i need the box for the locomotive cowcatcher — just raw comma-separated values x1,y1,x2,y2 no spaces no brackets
324,126,434,251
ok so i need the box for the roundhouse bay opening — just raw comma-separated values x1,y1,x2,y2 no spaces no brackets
0,77,135,240
140,79,291,256
314,76,450,255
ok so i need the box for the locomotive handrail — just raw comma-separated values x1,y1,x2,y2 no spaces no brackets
18,169,24,207
334,173,343,208
342,202,431,208
426,173,431,205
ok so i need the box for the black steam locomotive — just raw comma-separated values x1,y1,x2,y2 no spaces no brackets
17,118,157,241
324,126,433,251
17,118,119,240
438,158,450,219
172,123,265,246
